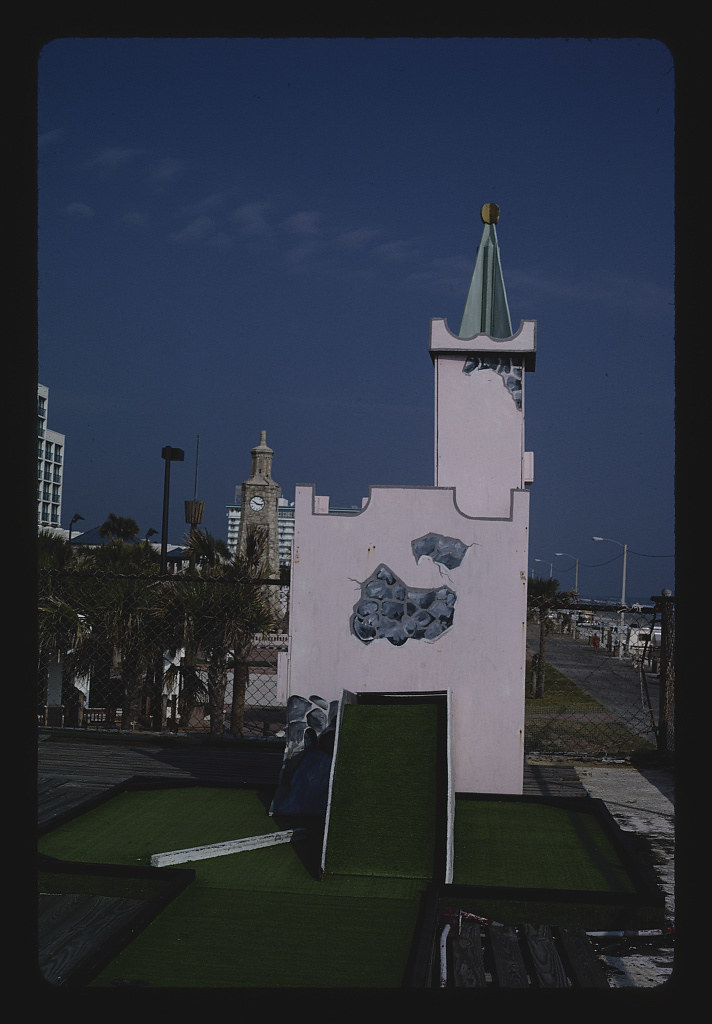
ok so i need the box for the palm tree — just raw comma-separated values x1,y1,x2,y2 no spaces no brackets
168,526,274,735
526,576,576,698
67,540,164,727
37,530,85,716
98,514,141,544
38,529,76,569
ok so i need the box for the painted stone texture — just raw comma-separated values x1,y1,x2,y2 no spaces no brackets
463,355,523,409
351,563,457,645
270,694,339,816
411,532,469,570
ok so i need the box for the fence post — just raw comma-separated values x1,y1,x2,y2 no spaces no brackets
654,589,675,755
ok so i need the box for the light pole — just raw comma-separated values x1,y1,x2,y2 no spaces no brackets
184,435,205,563
160,446,184,573
534,558,553,579
592,536,628,657
554,552,579,595
68,513,84,544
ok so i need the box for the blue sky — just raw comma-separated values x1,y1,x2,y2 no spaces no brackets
37,36,675,605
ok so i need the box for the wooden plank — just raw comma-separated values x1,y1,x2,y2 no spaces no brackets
488,924,529,988
451,919,487,987
38,893,144,985
557,927,609,988
150,827,306,866
521,923,570,988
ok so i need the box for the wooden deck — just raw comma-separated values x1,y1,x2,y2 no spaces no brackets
442,918,609,988
37,732,287,832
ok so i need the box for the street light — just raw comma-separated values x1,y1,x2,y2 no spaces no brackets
555,552,579,595
534,558,553,579
160,446,184,573
184,435,205,539
68,513,84,544
592,536,628,657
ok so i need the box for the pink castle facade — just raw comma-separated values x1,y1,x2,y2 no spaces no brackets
280,207,536,795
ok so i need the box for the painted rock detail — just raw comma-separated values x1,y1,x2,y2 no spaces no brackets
463,355,522,409
351,563,456,645
411,532,469,569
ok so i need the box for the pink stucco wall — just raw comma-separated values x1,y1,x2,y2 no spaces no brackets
283,315,536,796
285,484,530,795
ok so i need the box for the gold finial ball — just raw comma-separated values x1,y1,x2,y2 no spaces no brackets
481,202,500,225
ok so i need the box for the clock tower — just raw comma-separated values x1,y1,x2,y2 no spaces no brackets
237,430,281,578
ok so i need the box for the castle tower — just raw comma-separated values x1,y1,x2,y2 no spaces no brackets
236,430,281,578
282,204,536,796
431,203,535,518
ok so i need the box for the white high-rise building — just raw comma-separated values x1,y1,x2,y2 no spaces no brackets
37,384,65,529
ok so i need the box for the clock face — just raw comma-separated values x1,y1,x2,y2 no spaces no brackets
249,495,265,512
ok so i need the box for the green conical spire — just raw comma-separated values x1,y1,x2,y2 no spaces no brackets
458,203,512,340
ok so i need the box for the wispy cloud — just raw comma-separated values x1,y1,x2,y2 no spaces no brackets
149,157,185,184
87,146,146,169
168,214,232,247
375,239,420,262
64,202,95,218
508,268,674,314
38,128,64,148
281,210,321,236
336,226,385,249
230,202,272,237
168,216,216,243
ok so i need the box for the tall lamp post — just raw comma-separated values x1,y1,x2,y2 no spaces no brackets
154,447,184,732
184,435,205,563
592,536,628,657
534,558,553,579
68,513,84,544
160,446,184,574
554,552,579,595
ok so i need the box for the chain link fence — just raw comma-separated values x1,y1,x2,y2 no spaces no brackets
38,569,675,759
525,599,675,759
38,569,289,739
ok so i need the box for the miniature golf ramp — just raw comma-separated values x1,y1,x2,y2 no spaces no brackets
320,691,453,882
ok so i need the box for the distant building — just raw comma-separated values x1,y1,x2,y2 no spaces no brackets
226,431,294,570
37,384,65,529
227,472,358,568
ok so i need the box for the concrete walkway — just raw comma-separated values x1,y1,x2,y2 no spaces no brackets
527,622,676,988
578,761,674,988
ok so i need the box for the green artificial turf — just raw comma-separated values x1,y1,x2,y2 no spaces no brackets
38,765,654,986
453,798,637,893
38,785,280,867
92,885,422,988
323,702,441,879
39,784,431,987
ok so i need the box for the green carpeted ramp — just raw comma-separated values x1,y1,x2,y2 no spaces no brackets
320,693,452,881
